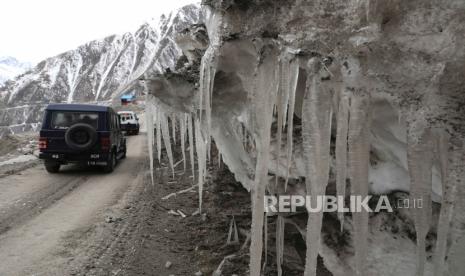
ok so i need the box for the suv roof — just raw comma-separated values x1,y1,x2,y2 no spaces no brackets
46,103,112,112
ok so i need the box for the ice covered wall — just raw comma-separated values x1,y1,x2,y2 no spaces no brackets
144,1,465,275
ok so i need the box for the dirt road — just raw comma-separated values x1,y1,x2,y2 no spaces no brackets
0,127,258,276
0,134,148,276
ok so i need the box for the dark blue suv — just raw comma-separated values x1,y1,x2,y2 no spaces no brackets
38,104,126,173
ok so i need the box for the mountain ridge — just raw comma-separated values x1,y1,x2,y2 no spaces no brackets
0,4,202,136
0,56,32,85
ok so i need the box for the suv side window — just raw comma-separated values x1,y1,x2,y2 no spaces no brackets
112,114,116,130
109,113,113,130
112,113,119,130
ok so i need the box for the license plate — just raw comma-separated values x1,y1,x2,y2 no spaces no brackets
52,154,60,159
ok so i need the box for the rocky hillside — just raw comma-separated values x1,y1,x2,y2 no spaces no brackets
0,4,202,136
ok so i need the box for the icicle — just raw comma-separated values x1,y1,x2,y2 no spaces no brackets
433,130,453,276
263,214,268,268
171,115,177,146
339,57,371,276
194,116,207,213
156,109,162,162
199,9,223,161
302,58,333,276
199,48,215,161
180,114,187,172
249,49,279,276
187,114,195,182
146,103,155,185
284,57,300,191
161,113,175,177
348,91,371,276
335,89,350,231
279,54,290,129
276,215,285,276
275,62,285,187
445,143,465,274
407,126,434,276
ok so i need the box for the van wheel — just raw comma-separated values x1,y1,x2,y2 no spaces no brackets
103,151,116,173
45,161,60,173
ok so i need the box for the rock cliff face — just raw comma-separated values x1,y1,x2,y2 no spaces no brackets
143,1,465,275
0,4,202,137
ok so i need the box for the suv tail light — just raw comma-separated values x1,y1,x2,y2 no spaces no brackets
101,137,111,151
39,137,47,150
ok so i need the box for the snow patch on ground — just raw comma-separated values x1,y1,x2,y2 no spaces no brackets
0,154,37,167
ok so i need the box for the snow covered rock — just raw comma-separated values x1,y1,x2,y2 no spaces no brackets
0,56,32,85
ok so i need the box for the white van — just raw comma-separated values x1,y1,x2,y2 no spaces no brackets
117,111,140,135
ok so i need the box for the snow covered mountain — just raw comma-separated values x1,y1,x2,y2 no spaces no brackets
0,4,202,136
0,56,32,84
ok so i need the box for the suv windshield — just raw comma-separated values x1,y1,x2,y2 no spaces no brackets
51,111,99,129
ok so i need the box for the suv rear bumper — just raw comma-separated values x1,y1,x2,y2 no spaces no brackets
39,152,110,165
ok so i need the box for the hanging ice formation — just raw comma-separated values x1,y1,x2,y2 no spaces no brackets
446,144,465,274
335,88,349,231
156,109,162,162
301,58,333,276
348,90,371,276
179,114,187,172
433,130,453,276
187,114,196,182
172,116,177,146
146,101,155,185
264,214,268,267
276,215,285,276
407,123,434,276
199,8,223,158
284,55,300,191
195,116,207,213
161,113,175,177
190,8,224,213
142,4,465,275
249,47,279,276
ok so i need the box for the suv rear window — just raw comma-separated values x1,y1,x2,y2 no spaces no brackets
51,111,99,129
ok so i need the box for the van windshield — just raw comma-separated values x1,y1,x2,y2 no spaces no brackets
119,113,133,121
51,111,99,129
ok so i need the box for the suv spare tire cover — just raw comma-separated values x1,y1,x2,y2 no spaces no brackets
65,123,98,151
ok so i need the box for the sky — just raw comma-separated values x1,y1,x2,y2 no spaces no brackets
0,0,197,64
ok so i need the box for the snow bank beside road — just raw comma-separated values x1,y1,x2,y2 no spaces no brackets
0,154,37,167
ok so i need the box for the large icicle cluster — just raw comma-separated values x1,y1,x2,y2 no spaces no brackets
302,57,333,276
143,0,465,275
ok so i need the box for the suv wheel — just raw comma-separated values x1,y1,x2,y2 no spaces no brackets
45,161,60,173
103,151,116,173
